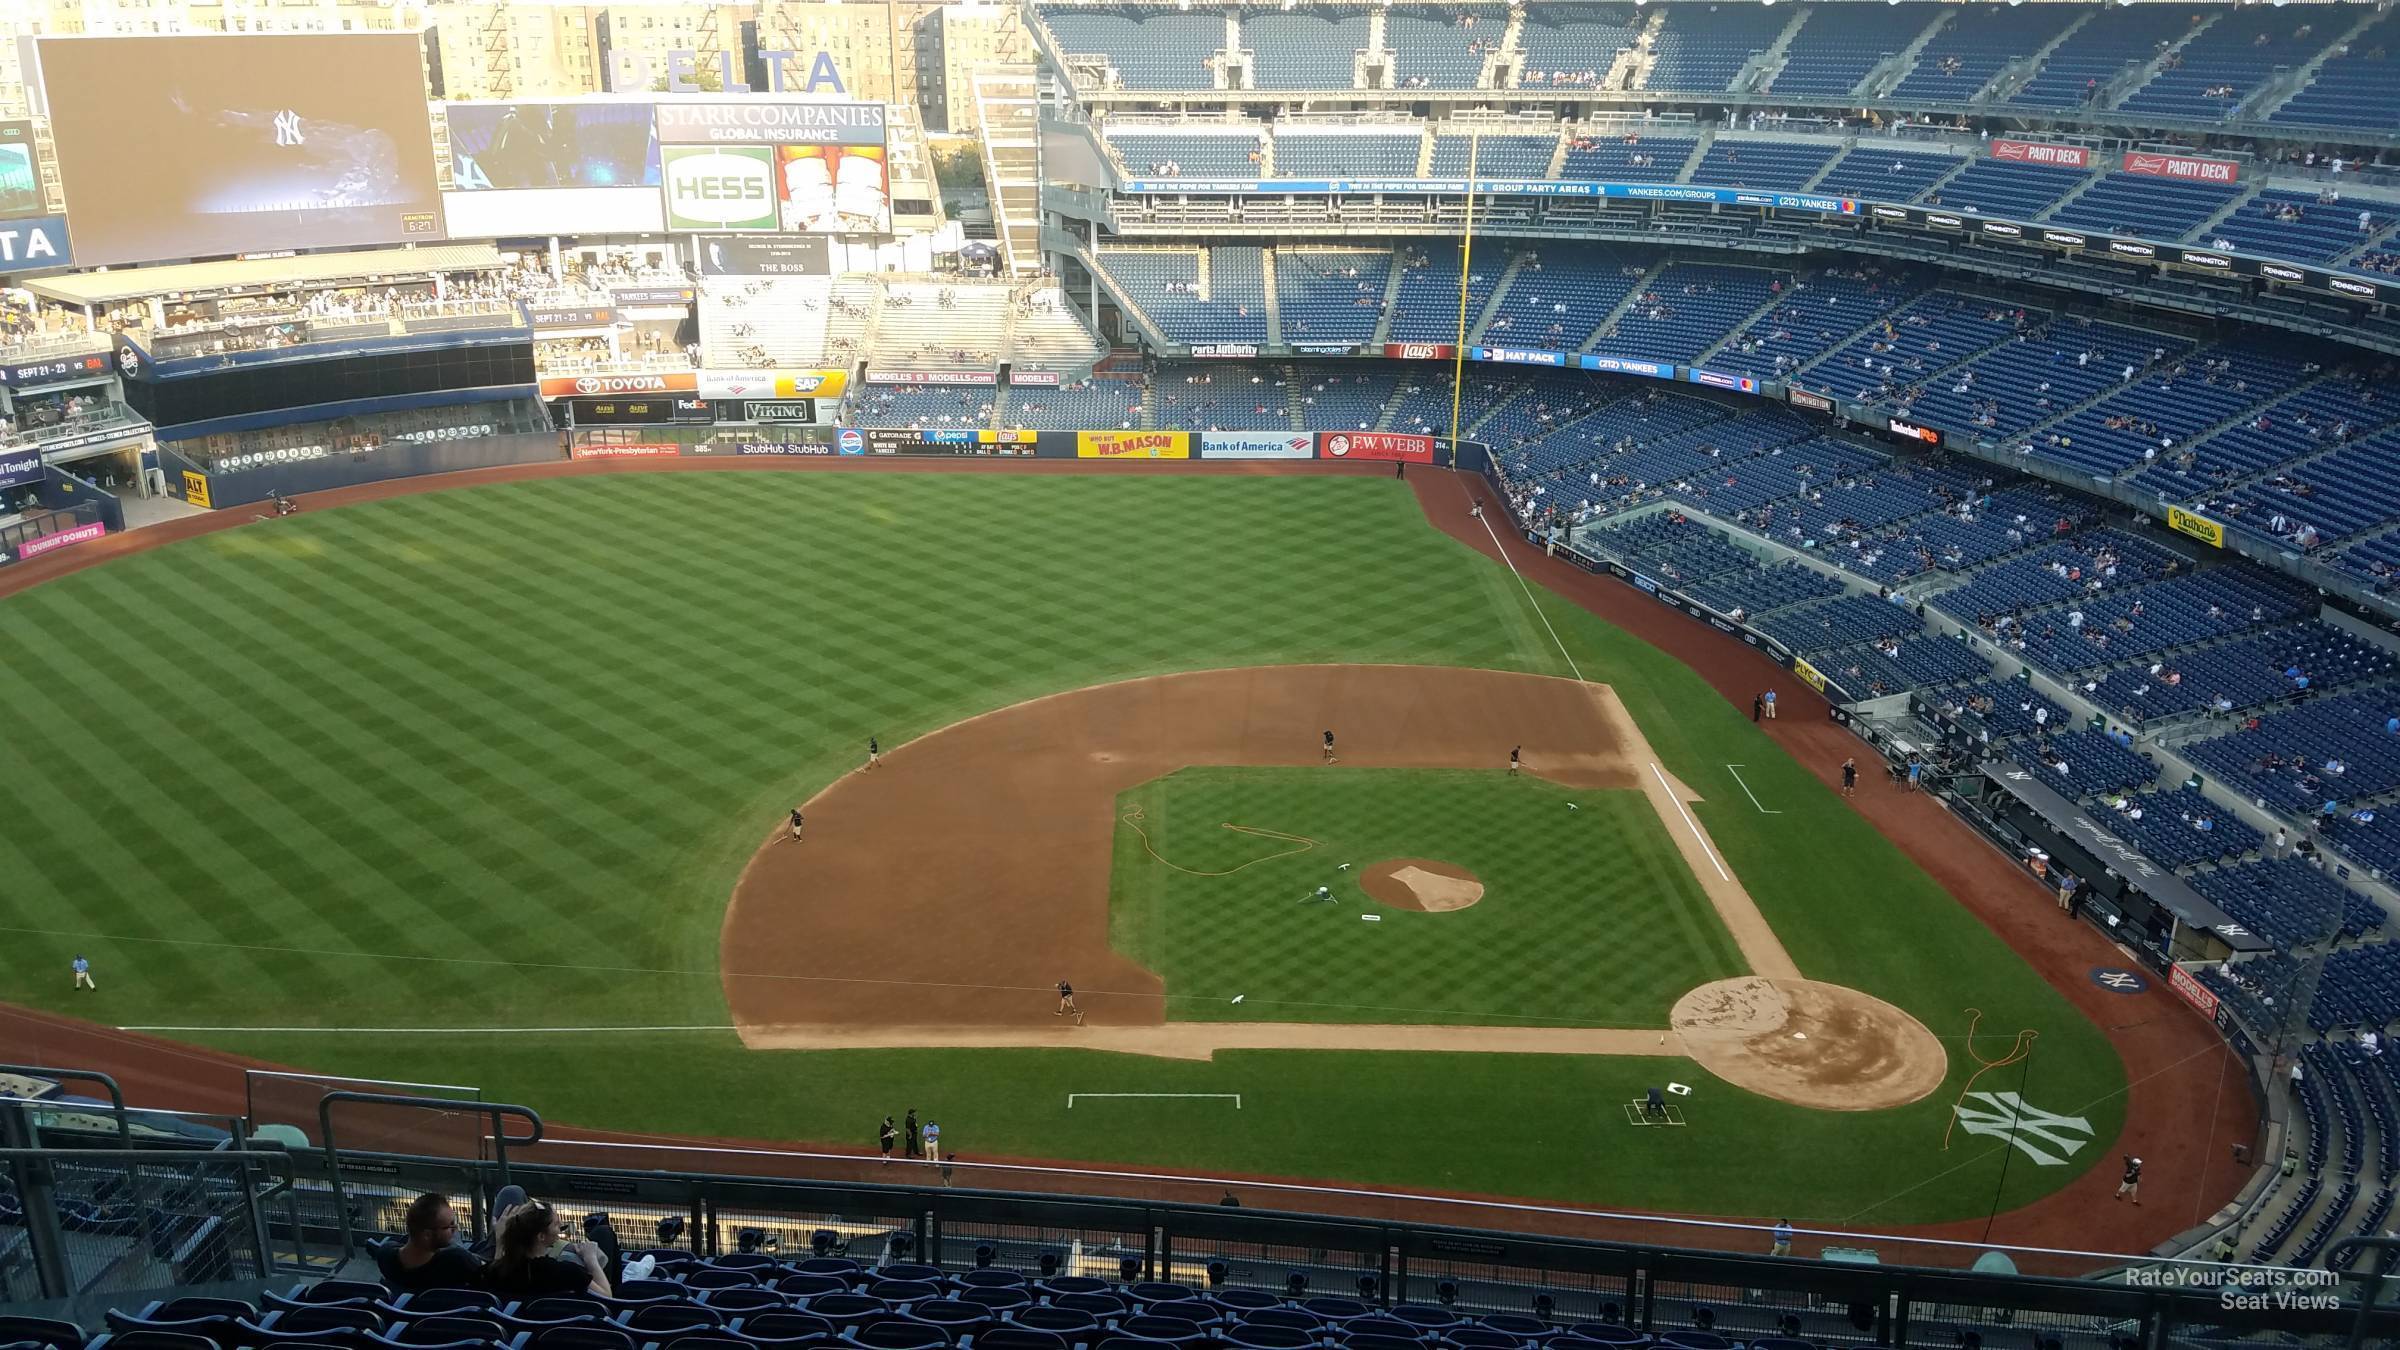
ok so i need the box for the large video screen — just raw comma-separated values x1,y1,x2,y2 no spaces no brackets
656,101,889,237
0,122,41,219
448,102,660,190
37,33,444,266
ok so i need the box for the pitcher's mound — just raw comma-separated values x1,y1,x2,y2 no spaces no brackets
1361,859,1484,912
1670,976,1947,1111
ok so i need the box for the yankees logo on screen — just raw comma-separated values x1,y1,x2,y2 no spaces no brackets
273,110,304,147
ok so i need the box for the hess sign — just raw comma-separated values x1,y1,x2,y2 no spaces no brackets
664,147,775,232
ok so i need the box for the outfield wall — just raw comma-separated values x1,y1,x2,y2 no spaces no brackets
176,433,568,509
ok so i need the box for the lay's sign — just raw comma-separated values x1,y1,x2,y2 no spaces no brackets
1078,430,1190,460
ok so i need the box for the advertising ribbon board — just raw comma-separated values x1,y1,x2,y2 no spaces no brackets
540,371,700,399
1200,430,1314,460
19,520,106,559
1317,431,1434,463
569,442,684,459
978,429,1037,444
2166,506,2226,549
1990,139,2092,169
181,470,212,509
698,369,848,400
2167,964,2222,1020
2121,151,2241,184
662,145,778,232
1077,430,1190,459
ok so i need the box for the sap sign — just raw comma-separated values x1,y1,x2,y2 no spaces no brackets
0,216,72,271
663,147,775,232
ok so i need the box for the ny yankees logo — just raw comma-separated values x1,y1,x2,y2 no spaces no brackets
1951,1092,2095,1166
273,110,304,147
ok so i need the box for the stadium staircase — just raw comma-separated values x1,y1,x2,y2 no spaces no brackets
1865,10,1960,101
1542,131,1572,179
1615,7,1667,90
1742,8,1814,96
2036,170,2109,223
1079,252,1176,354
2250,5,2390,122
1912,154,1979,206
2191,186,2268,248
1261,252,1283,348
1471,255,1524,338
1672,129,1716,184
1692,283,1804,367
1413,128,1436,178
1487,7,1527,89
1988,10,2101,105
2104,10,2224,111
1583,260,1670,352
1369,266,1408,347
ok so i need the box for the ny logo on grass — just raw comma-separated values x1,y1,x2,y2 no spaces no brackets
1951,1091,2096,1166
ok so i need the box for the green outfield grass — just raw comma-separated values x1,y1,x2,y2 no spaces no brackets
0,471,2126,1222
1110,768,1746,1026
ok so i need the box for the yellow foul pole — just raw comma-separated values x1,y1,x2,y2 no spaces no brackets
1445,131,1479,469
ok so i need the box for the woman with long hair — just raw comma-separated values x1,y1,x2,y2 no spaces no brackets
482,1200,611,1298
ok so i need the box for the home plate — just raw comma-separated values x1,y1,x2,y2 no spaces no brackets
1361,914,1382,922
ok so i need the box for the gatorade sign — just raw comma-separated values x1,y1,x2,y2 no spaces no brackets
664,146,776,231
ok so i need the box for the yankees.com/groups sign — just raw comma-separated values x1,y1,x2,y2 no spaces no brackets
1317,431,1434,463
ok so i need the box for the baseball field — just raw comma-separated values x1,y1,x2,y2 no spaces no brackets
0,462,2215,1236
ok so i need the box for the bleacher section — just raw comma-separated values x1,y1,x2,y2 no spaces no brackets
2116,6,2335,122
1768,4,1931,100
1810,147,1959,203
1889,4,2082,105
1242,5,1372,89
1687,139,1837,192
2271,9,2400,134
2049,172,2243,238
1275,250,1392,346
1516,3,1642,88
1428,132,1559,178
1385,5,1504,89
1558,133,1695,183
1645,4,1791,92
1274,130,1419,179
2004,4,2196,110
1109,129,1263,178
1929,158,2093,218
1099,247,1269,344
1045,6,1225,88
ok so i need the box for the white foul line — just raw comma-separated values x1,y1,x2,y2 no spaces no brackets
1468,500,1586,684
121,1025,737,1035
1649,762,1731,882
1723,764,1781,815
1068,1093,1241,1109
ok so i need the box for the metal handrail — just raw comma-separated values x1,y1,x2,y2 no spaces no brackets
0,1061,130,1146
315,1091,542,1259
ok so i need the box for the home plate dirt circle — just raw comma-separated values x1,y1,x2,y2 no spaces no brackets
1670,976,1949,1111
1360,859,1484,912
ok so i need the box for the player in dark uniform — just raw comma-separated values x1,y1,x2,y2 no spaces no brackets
878,1116,897,1164
2114,1155,2142,1204
1509,745,1522,776
867,736,882,769
1056,980,1082,1023
1322,730,1337,764
787,807,804,843
1840,758,1858,796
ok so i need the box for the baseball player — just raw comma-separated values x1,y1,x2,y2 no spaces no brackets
878,1116,897,1164
867,736,882,769
788,807,805,843
1840,758,1857,797
1056,979,1083,1023
1322,730,1337,764
1509,746,1522,776
2115,1155,2142,1204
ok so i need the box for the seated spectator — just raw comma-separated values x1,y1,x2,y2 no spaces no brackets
484,1200,612,1298
384,1192,484,1293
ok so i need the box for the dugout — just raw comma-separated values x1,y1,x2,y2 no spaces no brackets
1966,759,2273,965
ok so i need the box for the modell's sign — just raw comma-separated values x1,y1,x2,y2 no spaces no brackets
1991,139,2091,169
539,371,700,398
2122,151,2241,184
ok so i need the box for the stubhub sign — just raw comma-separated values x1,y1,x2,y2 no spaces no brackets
663,147,776,232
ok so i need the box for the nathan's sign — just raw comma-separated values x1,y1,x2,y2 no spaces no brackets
539,371,700,399
2167,506,2226,549
2121,151,2241,184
